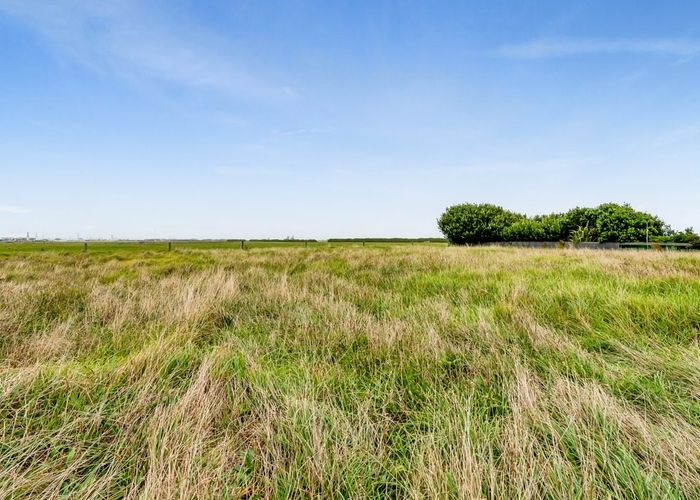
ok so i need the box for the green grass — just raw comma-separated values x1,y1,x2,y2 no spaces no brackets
0,246,698,498
0,239,447,255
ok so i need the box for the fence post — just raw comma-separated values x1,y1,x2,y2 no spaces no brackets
362,241,365,247
241,240,245,250
83,242,88,252
305,240,308,248
168,241,172,252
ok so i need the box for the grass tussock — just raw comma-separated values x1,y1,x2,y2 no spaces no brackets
0,246,699,498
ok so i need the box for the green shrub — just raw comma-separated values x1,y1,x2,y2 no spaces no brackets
533,214,565,241
561,207,600,241
653,227,700,249
570,226,593,244
438,204,523,244
503,219,545,241
439,202,681,245
594,203,664,243
681,228,700,249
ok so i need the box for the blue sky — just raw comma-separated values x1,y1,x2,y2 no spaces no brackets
1,0,699,239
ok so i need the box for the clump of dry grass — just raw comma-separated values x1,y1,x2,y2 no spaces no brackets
0,246,699,498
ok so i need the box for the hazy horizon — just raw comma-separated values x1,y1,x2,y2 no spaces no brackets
2,0,699,239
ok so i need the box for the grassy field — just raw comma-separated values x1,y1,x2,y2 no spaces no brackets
1,245,699,498
0,240,447,256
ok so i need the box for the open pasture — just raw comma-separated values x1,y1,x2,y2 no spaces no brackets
0,239,447,255
0,245,699,498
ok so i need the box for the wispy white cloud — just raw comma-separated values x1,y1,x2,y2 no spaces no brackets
0,205,30,214
0,0,293,99
494,38,700,59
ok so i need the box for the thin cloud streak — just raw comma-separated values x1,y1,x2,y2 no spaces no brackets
495,38,700,59
0,205,30,214
0,0,291,99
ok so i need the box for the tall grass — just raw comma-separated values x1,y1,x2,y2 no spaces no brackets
0,246,698,498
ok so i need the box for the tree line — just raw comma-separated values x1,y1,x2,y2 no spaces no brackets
438,203,700,247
